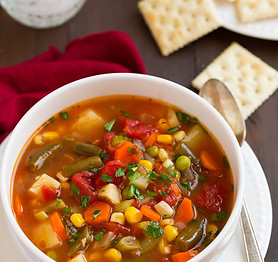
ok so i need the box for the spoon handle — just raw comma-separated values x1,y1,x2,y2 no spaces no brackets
240,198,264,262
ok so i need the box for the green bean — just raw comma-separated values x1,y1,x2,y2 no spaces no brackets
29,142,62,171
114,199,134,213
146,146,159,158
116,236,140,252
139,235,160,255
175,141,199,164
74,142,102,156
111,135,130,147
62,156,103,177
175,218,207,251
175,155,191,171
67,226,90,257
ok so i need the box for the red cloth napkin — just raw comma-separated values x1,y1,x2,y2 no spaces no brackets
0,31,146,143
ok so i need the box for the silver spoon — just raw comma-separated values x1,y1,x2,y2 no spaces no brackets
200,79,264,262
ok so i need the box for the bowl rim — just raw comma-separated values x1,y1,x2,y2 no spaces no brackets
0,73,245,262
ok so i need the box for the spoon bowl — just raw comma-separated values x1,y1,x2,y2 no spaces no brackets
200,79,246,146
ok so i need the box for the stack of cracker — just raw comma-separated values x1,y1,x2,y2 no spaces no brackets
235,0,278,23
138,0,221,56
192,42,278,120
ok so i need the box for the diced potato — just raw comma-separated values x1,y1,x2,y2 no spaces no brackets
167,108,180,128
68,253,87,262
183,124,206,151
154,201,174,218
71,109,105,138
29,174,60,198
98,183,122,205
130,172,149,190
33,220,61,249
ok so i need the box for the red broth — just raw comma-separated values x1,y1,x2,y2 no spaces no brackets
12,95,234,262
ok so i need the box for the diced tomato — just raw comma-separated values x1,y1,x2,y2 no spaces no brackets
195,182,228,213
71,171,98,206
94,160,126,188
96,221,131,235
41,185,57,202
148,183,179,207
123,118,156,139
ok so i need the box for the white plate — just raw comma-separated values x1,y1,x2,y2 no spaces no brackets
214,0,278,40
0,138,272,261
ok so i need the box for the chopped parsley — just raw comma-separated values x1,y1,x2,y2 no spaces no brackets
59,111,69,120
115,167,126,177
68,238,76,245
126,163,139,181
94,229,106,241
146,190,158,197
166,165,178,178
63,206,72,213
71,183,80,197
159,191,166,197
211,211,229,222
168,126,179,134
148,171,159,180
48,116,56,123
198,174,208,181
120,110,136,119
101,174,113,182
158,173,172,182
91,209,101,220
176,111,199,125
180,181,191,192
89,166,99,174
128,184,144,199
56,198,62,206
80,195,91,208
146,221,164,238
104,119,116,132
100,151,108,160
223,156,230,170
128,148,135,155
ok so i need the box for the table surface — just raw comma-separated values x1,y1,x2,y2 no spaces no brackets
0,1,277,261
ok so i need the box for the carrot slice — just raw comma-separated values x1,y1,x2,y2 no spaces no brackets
114,141,143,164
14,194,23,216
144,132,157,148
170,183,181,198
172,250,199,262
140,205,161,221
50,212,68,242
200,150,220,171
175,197,194,225
84,201,111,225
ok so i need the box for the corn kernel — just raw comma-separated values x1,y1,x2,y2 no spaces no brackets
173,130,186,142
70,213,85,228
34,134,43,145
42,131,59,142
61,182,71,191
104,248,122,262
110,212,125,225
162,159,174,169
158,148,168,162
157,118,169,132
158,238,171,255
157,134,173,144
164,225,179,242
206,224,218,237
125,207,143,224
138,160,153,171
160,218,175,227
88,252,102,261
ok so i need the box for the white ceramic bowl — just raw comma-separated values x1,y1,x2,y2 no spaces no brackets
0,73,245,262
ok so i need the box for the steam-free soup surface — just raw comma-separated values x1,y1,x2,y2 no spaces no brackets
12,95,234,262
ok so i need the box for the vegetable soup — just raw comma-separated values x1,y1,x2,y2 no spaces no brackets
12,95,234,262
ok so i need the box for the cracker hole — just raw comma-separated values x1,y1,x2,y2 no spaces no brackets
255,88,261,94
241,101,248,106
